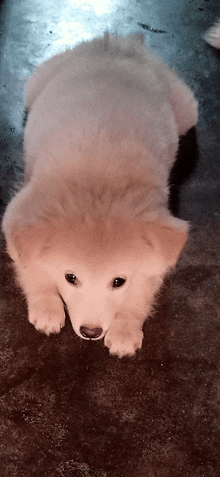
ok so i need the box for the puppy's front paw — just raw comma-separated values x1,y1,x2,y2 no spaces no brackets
29,306,65,335
104,326,143,358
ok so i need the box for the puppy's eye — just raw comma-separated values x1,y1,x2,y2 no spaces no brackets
112,277,126,288
65,273,77,285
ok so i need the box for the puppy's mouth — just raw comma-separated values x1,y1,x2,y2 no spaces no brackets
79,326,104,340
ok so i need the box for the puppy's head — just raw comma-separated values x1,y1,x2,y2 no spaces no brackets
35,215,188,340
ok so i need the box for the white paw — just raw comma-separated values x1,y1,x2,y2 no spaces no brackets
29,307,65,335
104,327,143,358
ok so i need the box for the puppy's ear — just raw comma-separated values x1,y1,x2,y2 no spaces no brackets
143,216,189,267
2,189,49,263
2,217,48,263
3,220,29,261
129,33,145,45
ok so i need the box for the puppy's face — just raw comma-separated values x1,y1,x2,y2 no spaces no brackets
38,219,167,340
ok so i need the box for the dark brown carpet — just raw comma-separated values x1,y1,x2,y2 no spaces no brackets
1,219,220,477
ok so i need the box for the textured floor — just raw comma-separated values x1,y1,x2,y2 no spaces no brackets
0,1,220,476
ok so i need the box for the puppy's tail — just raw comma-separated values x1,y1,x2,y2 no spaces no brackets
204,19,220,48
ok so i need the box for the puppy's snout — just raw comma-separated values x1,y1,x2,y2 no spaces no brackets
80,326,103,340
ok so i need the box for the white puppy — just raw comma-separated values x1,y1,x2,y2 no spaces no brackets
2,33,198,357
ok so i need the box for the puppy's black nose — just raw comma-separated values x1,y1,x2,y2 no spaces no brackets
80,326,103,339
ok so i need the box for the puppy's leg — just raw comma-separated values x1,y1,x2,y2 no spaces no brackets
104,274,166,357
164,67,198,136
28,293,65,335
14,263,65,335
104,313,146,358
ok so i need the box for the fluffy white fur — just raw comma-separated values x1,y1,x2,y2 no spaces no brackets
204,19,220,48
2,33,198,357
